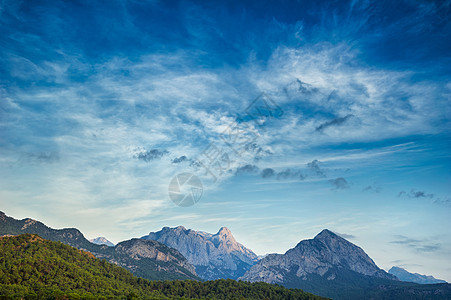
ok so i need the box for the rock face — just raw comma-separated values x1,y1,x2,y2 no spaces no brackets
112,238,198,279
239,229,399,299
90,237,115,247
142,226,258,280
240,229,394,283
389,266,447,284
0,211,198,281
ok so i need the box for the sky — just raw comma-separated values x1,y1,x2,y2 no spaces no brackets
1,0,450,281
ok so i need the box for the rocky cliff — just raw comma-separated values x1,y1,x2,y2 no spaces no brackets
240,229,395,283
142,226,258,280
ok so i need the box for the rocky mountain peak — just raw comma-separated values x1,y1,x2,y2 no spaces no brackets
89,237,115,247
142,226,258,280
161,226,187,233
311,229,349,248
314,229,338,239
211,227,240,251
213,227,235,242
241,229,396,286
217,226,232,236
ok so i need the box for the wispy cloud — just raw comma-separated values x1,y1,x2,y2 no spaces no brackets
397,189,450,207
235,164,307,181
276,168,306,180
22,152,60,164
434,198,451,207
235,164,259,175
390,235,441,253
261,168,275,178
329,177,349,190
307,159,326,177
132,148,169,162
316,114,354,132
0,0,450,281
362,185,382,193
398,189,434,199
172,155,189,164
334,232,356,240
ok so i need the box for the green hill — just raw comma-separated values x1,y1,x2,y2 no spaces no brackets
0,211,199,281
0,234,326,299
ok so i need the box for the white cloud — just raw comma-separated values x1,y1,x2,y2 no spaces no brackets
1,36,449,255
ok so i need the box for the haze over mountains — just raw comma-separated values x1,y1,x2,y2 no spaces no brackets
141,226,258,280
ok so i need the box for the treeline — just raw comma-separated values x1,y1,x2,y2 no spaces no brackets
146,280,325,300
0,234,326,299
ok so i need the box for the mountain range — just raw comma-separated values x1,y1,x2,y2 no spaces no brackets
389,266,447,284
239,229,450,299
0,234,323,299
240,229,395,283
141,226,258,280
1,210,450,299
0,211,198,281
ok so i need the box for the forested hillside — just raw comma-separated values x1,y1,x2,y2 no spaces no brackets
0,211,199,281
0,234,326,299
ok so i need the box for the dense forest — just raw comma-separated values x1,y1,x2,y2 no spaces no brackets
0,212,199,281
0,234,326,299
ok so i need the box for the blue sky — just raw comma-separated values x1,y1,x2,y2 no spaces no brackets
1,0,450,280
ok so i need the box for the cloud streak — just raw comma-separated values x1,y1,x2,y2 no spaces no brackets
398,190,434,199
398,189,450,207
316,114,354,132
390,235,441,253
132,148,169,162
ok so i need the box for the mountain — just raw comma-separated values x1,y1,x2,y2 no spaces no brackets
240,229,451,299
240,229,395,284
90,236,115,246
111,238,197,280
0,211,198,281
0,234,326,299
0,211,97,251
142,226,258,280
0,233,165,298
389,266,447,284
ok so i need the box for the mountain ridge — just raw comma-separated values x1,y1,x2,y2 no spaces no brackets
239,229,451,299
0,211,198,281
142,225,258,280
3,211,450,299
0,233,325,299
240,228,396,298
241,228,396,282
389,266,447,284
